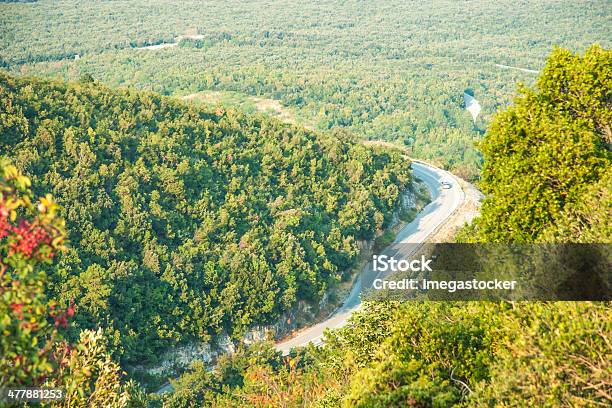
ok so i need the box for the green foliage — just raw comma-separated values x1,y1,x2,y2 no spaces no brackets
473,45,611,242
0,158,65,386
373,230,395,252
0,159,143,407
339,302,611,407
468,302,611,407
157,342,284,407
339,302,495,407
4,1,608,177
540,174,611,243
156,361,219,407
185,301,610,407
2,4,610,404
160,46,612,407
0,72,411,362
50,329,147,408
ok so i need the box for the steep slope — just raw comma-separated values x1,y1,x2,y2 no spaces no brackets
158,46,611,408
0,72,411,362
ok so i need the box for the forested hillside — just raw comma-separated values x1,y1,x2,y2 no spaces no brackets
156,46,612,408
2,2,610,405
2,0,609,178
0,72,411,363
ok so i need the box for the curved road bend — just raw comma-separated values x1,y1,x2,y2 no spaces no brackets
276,161,464,355
156,161,465,393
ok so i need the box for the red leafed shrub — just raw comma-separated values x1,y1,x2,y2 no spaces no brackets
0,160,143,406
8,220,53,258
0,158,67,386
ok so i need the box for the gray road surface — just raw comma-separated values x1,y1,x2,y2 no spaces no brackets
276,161,464,355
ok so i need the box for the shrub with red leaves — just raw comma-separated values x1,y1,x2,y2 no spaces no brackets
0,159,67,386
8,220,53,258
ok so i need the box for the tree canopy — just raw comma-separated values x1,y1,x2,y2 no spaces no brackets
472,45,611,243
158,45,612,407
1,72,411,363
2,1,609,179
0,159,143,406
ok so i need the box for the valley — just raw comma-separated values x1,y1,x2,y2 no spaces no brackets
0,1,609,407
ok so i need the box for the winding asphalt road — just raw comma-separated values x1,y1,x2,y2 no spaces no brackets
156,161,465,393
276,161,464,355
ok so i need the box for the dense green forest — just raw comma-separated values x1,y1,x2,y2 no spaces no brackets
1,1,610,406
157,302,610,407
2,0,610,179
0,72,412,363
154,46,612,407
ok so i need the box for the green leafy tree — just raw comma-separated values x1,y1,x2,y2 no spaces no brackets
474,45,611,242
0,72,412,362
159,46,611,407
